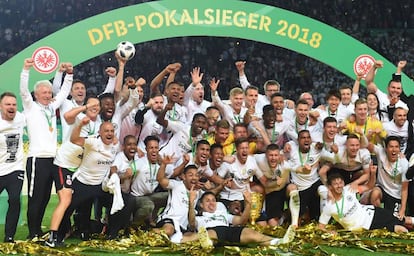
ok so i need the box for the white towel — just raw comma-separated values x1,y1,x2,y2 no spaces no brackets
102,174,124,215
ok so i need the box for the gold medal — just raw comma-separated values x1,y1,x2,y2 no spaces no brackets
49,127,53,132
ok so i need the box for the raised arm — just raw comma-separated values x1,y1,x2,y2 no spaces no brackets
156,101,174,128
235,61,250,90
231,190,251,225
52,63,69,95
187,185,197,231
150,63,181,94
365,60,383,93
70,116,90,146
100,65,117,95
184,67,204,106
20,58,35,109
156,154,174,189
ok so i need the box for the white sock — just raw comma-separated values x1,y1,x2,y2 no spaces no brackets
170,232,183,244
289,190,300,227
270,238,281,245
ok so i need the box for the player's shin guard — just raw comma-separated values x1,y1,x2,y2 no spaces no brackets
289,190,300,227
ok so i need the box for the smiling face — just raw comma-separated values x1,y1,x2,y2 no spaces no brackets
340,87,352,105
245,88,258,107
215,126,230,143
387,81,402,98
346,137,360,158
151,95,164,115
85,97,100,121
271,95,284,114
236,141,250,164
386,139,400,162
145,139,159,164
323,121,337,141
191,116,208,136
329,177,345,198
266,149,280,169
99,122,115,145
71,81,86,104
123,136,137,160
167,82,182,103
209,146,224,169
393,108,407,127
298,131,311,153
295,102,309,124
230,92,244,112
354,102,368,123
196,143,210,165
100,96,115,121
182,167,200,190
327,95,340,112
199,193,217,213
0,94,17,121
192,83,205,104
34,83,53,106
367,94,378,111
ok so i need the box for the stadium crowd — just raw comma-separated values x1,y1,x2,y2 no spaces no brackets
1,0,414,251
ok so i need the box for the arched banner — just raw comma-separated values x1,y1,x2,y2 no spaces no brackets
1,0,412,100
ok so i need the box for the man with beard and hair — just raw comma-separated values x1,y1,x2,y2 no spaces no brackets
176,140,224,189
155,162,204,243
319,173,412,233
284,130,322,224
184,67,211,123
129,135,174,229
365,59,408,119
0,92,25,243
134,93,170,153
97,71,142,139
254,144,300,227
157,101,208,165
106,135,140,239
218,137,267,212
251,104,289,151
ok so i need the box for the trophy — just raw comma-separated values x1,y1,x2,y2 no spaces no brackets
250,192,264,225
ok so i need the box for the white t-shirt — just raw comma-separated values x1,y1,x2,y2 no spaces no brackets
0,111,25,176
211,91,248,129
74,137,119,185
137,109,171,152
285,117,323,143
374,145,409,200
157,179,202,231
196,202,234,229
287,142,321,191
219,155,264,201
175,154,214,177
376,90,408,112
319,185,375,231
20,70,72,157
322,147,371,172
255,153,291,193
130,156,173,196
160,121,206,163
